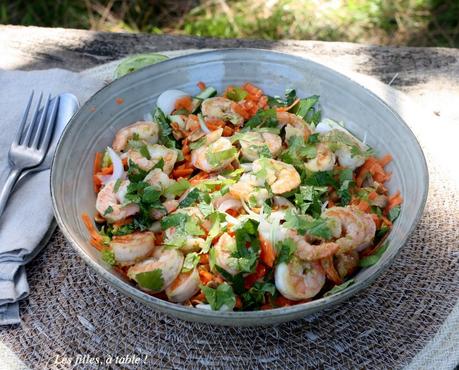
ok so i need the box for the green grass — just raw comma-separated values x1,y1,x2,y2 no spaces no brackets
1,0,458,47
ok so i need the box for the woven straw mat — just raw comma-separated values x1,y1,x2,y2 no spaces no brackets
0,53,458,370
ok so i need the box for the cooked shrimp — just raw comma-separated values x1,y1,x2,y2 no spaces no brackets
238,132,282,161
191,137,237,172
127,144,178,174
229,173,269,206
165,267,200,303
144,168,176,196
252,158,301,194
96,181,139,223
201,97,244,126
335,146,365,170
305,143,336,172
277,112,312,141
213,232,239,276
323,206,376,252
275,258,326,300
151,199,179,220
287,229,339,261
112,121,159,152
110,231,156,266
127,247,184,292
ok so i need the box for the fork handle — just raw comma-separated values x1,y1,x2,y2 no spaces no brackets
0,167,21,217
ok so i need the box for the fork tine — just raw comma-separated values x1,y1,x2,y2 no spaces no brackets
21,92,43,146
13,91,34,145
31,94,52,149
38,96,59,152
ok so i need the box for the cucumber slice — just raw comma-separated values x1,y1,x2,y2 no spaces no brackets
196,87,217,100
192,87,217,113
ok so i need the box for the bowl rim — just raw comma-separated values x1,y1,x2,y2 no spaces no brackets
50,48,429,324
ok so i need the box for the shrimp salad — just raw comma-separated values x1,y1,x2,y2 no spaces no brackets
84,82,403,312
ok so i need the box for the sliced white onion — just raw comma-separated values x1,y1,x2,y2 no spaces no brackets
217,198,242,213
99,147,124,185
239,163,253,172
315,118,347,134
156,89,189,115
273,196,294,208
240,199,261,221
198,114,211,134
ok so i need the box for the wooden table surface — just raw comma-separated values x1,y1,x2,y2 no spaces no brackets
1,25,458,124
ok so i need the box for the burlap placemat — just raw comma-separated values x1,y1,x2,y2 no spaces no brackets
0,51,458,370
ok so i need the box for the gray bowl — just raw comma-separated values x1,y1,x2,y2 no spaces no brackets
51,49,428,326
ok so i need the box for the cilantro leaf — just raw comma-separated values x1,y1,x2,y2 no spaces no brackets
241,282,276,310
275,238,297,265
104,205,114,216
160,213,188,230
189,136,206,150
324,278,355,297
142,186,161,204
226,87,248,102
182,252,200,273
206,148,237,166
388,206,401,222
232,219,260,273
101,249,116,266
293,185,327,218
135,269,164,291
303,170,339,189
243,108,278,131
201,282,236,311
153,107,171,136
358,243,388,267
127,160,149,182
164,179,190,197
290,95,321,124
284,210,332,239
139,144,151,159
179,188,201,207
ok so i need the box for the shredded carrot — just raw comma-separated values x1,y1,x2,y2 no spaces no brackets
197,81,206,90
192,291,206,302
274,296,296,307
222,125,234,136
174,96,193,112
100,165,113,175
205,118,225,131
82,213,104,250
276,98,300,112
226,209,240,218
231,102,250,120
260,237,276,268
368,191,378,201
182,141,190,155
235,296,242,309
93,152,103,193
171,167,194,179
356,156,390,187
122,157,128,168
243,82,262,96
387,191,403,211
199,254,209,265
381,216,393,227
379,154,393,167
244,263,267,289
260,303,273,310
198,268,214,285
189,171,210,185
155,231,164,246
93,175,102,193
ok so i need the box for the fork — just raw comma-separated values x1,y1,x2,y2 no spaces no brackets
0,91,59,217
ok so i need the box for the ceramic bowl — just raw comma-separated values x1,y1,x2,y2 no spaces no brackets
51,49,428,326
